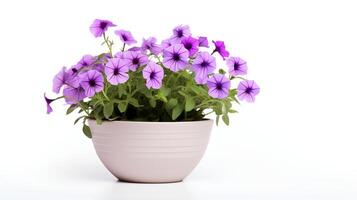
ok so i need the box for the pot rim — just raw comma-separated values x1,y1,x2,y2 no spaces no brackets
88,118,213,125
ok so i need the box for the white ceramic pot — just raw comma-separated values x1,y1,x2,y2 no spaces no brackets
88,119,213,183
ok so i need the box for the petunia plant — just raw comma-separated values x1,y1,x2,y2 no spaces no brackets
45,19,260,138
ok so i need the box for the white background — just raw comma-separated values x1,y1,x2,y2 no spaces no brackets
0,0,356,199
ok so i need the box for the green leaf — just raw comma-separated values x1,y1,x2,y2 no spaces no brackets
74,116,86,125
92,106,103,124
159,86,171,96
181,71,192,79
167,98,178,110
229,89,237,97
229,89,240,103
156,95,168,103
82,124,92,138
149,98,156,107
222,114,230,125
128,98,140,107
213,104,223,115
118,101,128,113
96,117,103,125
118,84,127,98
216,115,220,126
66,104,78,115
185,96,195,112
103,103,114,119
190,86,201,94
178,90,187,97
219,68,226,74
172,104,184,120
228,109,238,113
107,86,118,98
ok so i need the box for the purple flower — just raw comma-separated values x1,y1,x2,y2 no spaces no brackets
198,36,209,47
44,93,54,114
171,25,191,43
114,51,124,59
191,52,216,84
181,36,199,57
115,29,137,45
52,67,79,93
63,86,86,104
105,58,129,85
207,74,231,99
52,67,67,93
93,53,111,72
89,19,116,38
127,46,141,51
75,54,95,69
237,80,260,102
195,75,208,85
163,44,189,72
141,37,162,55
161,38,176,49
212,40,230,59
122,51,148,71
67,65,80,76
142,61,164,89
93,54,109,73
79,70,104,97
226,57,247,77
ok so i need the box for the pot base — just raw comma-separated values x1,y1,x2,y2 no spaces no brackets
89,120,213,183
117,178,183,184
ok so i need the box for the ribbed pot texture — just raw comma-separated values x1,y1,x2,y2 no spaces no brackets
88,119,213,183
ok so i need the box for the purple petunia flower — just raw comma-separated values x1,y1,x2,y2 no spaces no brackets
44,93,54,114
212,40,230,59
52,67,67,93
63,86,86,104
226,57,247,77
67,65,80,76
92,53,111,72
122,51,148,71
195,75,208,85
161,38,177,49
53,67,79,93
74,55,96,71
89,19,116,38
198,36,209,47
141,37,162,55
142,61,164,89
181,36,199,57
127,46,141,51
105,58,129,85
163,44,189,72
115,29,137,45
114,51,124,59
207,74,231,99
237,80,260,102
191,52,216,84
79,70,104,97
171,25,191,43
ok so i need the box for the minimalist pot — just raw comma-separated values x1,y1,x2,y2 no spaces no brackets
88,119,213,183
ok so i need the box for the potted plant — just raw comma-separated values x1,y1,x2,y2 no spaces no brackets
45,19,260,183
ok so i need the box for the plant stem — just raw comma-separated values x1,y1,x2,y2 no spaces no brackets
235,76,247,81
102,33,112,57
53,96,65,101
195,99,216,108
102,90,110,101
78,102,90,116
